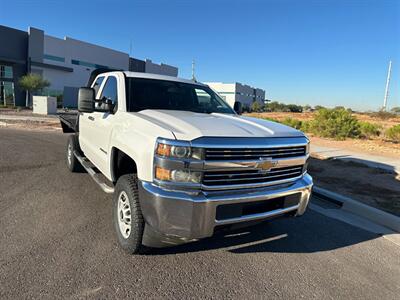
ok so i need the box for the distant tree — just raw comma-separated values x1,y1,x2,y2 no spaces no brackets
250,101,262,112
265,101,285,112
390,107,400,114
334,106,346,110
19,73,50,107
303,104,312,112
314,105,326,111
286,104,303,113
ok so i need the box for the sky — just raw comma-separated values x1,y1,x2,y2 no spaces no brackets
0,0,399,111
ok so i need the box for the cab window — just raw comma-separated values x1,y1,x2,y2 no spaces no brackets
92,76,104,98
99,76,118,112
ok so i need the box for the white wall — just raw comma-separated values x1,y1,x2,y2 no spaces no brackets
206,82,265,109
41,35,129,92
205,82,236,107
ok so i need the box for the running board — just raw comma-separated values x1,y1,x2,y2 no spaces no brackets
74,151,115,194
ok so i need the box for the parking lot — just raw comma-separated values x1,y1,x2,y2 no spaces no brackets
0,128,399,299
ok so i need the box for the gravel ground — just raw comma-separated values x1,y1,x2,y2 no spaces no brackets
0,128,399,299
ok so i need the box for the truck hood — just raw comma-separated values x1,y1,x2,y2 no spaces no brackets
135,110,305,140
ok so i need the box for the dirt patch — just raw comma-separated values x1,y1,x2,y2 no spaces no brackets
310,136,400,158
308,157,400,216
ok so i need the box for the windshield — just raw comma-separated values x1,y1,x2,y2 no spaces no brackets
126,78,235,114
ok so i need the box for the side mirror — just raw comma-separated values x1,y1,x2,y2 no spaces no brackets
78,87,95,113
233,101,242,115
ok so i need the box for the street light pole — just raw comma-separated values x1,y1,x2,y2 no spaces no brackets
383,60,392,111
191,59,196,82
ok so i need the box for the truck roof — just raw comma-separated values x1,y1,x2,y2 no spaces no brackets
88,68,207,87
123,71,207,86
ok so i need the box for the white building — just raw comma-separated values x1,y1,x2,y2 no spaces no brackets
27,27,178,107
205,82,265,109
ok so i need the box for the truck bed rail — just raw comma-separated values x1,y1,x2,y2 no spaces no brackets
59,113,79,133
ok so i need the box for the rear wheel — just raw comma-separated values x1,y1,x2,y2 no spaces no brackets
113,174,145,254
66,135,83,172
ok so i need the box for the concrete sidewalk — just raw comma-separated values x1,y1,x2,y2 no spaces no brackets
311,144,400,175
0,114,58,122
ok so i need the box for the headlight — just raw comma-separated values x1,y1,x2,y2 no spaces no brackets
155,167,202,183
156,142,203,160
171,145,190,158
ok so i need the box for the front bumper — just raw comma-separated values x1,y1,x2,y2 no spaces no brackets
138,174,313,247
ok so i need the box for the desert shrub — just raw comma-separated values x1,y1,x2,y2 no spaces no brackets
300,120,311,132
359,122,381,139
370,110,397,120
385,125,400,143
308,108,360,140
281,117,303,130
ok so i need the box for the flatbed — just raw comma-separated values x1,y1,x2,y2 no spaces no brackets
59,113,78,133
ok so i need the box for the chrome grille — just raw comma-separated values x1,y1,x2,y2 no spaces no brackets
204,146,306,161
202,165,304,187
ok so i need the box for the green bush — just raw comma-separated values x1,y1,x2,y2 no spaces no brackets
359,122,381,139
281,117,303,130
385,125,400,143
308,108,360,140
264,101,302,113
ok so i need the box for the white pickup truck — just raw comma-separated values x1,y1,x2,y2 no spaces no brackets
60,70,313,254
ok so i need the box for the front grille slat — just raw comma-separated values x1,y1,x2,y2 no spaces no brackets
206,151,305,158
202,145,307,188
206,147,305,153
203,171,303,183
202,165,304,187
205,146,306,161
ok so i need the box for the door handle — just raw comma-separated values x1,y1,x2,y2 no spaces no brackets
88,116,95,121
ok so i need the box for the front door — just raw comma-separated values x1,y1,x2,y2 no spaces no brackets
82,75,119,175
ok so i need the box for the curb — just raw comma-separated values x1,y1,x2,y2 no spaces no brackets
313,186,400,233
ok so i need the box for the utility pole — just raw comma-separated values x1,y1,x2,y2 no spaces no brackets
383,60,392,111
191,59,196,81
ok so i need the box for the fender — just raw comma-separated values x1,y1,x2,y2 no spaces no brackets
106,112,175,182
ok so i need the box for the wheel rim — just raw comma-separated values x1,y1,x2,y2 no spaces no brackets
67,142,73,166
117,191,131,239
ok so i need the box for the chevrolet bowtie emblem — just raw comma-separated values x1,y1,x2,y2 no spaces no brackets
255,158,278,172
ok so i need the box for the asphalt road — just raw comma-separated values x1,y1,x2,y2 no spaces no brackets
0,128,399,299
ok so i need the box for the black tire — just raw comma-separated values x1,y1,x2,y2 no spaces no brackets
113,174,145,254
66,135,84,172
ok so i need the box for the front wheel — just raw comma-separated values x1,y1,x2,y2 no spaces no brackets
66,135,83,172
113,174,145,254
